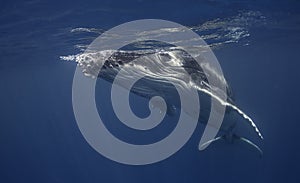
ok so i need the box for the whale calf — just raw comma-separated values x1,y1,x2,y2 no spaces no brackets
67,43,263,156
61,12,266,156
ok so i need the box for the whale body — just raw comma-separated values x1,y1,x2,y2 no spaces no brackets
71,44,263,156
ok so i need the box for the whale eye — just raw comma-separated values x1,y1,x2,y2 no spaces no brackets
112,62,119,67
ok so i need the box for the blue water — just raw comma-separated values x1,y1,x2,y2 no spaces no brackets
1,0,300,182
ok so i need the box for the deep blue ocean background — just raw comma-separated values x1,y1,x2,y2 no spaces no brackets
1,0,300,182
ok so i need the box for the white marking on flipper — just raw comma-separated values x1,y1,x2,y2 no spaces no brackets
200,135,263,157
239,137,263,157
199,136,224,149
190,82,264,140
228,104,264,140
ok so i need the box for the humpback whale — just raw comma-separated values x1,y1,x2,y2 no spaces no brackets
71,43,263,156
62,12,267,158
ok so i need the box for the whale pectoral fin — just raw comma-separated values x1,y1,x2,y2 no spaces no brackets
235,136,263,157
199,134,263,157
199,136,225,150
